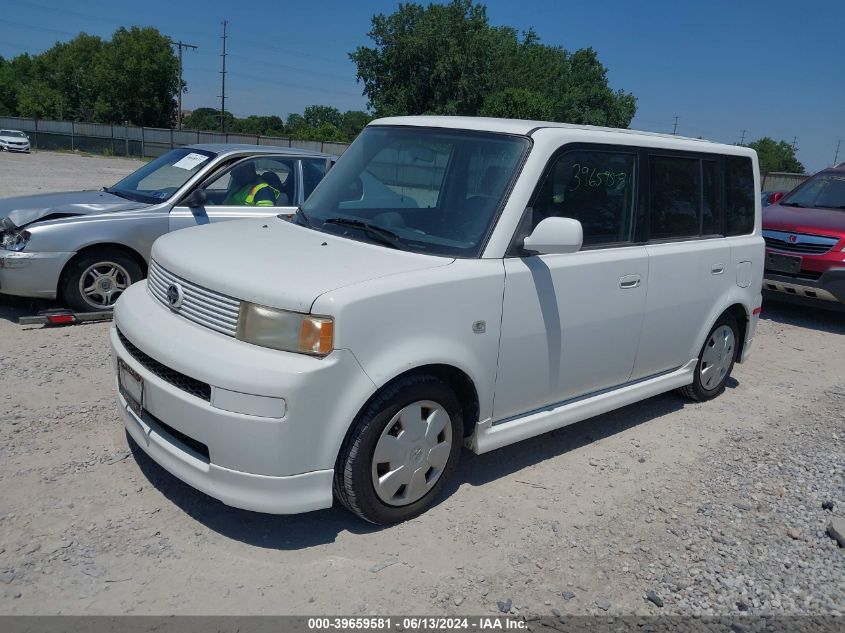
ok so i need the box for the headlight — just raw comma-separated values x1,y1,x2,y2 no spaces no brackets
236,302,334,356
1,229,31,252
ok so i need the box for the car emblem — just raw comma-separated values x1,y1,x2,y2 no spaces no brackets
788,234,798,244
166,284,184,309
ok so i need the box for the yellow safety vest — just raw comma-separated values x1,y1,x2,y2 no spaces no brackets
244,182,280,207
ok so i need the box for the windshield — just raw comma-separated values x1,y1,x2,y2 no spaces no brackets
1,130,26,138
780,171,845,210
108,148,216,203
299,126,530,257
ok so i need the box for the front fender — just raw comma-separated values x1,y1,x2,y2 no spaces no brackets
23,207,170,262
313,259,506,461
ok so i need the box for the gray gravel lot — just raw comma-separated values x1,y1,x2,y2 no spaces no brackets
0,151,843,617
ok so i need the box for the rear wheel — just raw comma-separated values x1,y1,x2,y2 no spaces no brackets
61,248,142,312
678,312,738,402
334,374,463,524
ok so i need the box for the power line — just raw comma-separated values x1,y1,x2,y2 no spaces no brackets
227,53,351,83
169,39,198,130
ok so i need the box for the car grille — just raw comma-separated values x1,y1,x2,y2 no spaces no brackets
147,260,241,337
762,230,838,255
117,328,211,401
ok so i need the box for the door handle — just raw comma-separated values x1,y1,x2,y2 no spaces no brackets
619,274,641,289
711,264,725,275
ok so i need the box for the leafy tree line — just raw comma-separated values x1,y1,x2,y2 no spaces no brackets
182,106,372,142
0,1,640,142
0,27,179,127
744,137,805,174
350,0,637,126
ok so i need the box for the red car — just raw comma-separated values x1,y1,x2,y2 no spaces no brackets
762,163,845,309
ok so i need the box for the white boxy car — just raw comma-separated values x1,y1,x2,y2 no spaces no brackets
111,116,763,524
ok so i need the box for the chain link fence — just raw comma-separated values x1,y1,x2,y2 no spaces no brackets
0,116,351,158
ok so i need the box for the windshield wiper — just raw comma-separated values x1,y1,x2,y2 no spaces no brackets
291,206,313,227
781,202,805,208
322,217,403,249
103,187,134,201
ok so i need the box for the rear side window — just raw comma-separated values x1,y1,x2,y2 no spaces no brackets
649,156,701,239
725,156,755,235
531,149,637,246
649,155,723,239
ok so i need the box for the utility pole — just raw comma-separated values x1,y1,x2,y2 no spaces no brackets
672,116,679,135
834,140,841,166
219,20,228,134
739,129,747,145
169,39,198,130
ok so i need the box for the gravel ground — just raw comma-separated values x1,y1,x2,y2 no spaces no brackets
0,149,141,198
0,152,843,617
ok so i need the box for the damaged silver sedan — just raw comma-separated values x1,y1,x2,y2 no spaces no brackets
0,144,334,310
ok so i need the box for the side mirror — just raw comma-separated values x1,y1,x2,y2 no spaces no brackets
770,191,784,204
523,217,583,255
184,189,207,208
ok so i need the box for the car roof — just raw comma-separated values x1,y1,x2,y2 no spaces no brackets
369,115,754,157
188,143,336,159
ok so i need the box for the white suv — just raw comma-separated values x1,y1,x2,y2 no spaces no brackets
111,116,764,524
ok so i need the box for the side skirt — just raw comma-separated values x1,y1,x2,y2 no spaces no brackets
469,359,697,454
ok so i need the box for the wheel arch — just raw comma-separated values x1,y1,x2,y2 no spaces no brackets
693,298,750,364
57,242,148,297
340,363,481,457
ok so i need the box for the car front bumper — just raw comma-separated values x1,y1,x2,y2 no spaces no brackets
111,282,377,514
763,267,845,306
0,143,31,152
0,250,74,298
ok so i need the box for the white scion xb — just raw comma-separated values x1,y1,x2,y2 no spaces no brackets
111,116,763,524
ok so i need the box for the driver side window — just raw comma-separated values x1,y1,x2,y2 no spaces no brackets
531,149,637,247
201,157,296,207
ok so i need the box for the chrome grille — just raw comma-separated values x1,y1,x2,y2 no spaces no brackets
762,230,838,255
147,260,241,337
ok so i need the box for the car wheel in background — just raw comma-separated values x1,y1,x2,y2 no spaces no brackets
61,248,142,312
334,374,464,524
678,312,739,402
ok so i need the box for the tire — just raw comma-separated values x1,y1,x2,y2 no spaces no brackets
678,312,739,402
334,374,464,524
60,248,143,312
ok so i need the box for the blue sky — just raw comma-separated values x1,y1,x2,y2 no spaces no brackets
1,0,843,172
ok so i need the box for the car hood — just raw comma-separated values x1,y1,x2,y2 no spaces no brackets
0,135,28,142
151,217,455,313
0,190,149,228
763,203,845,236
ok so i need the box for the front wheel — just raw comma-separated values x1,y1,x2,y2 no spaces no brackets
334,374,464,524
678,312,739,402
60,248,142,312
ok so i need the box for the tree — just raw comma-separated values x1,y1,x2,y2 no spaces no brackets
303,105,342,129
0,27,178,126
480,88,554,120
17,81,62,119
340,110,372,140
746,137,805,174
350,0,636,126
91,27,179,126
183,107,234,132
40,33,104,120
